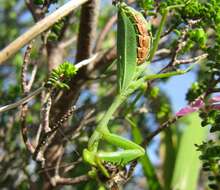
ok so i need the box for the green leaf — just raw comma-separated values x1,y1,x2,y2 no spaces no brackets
117,4,137,93
128,117,162,190
162,128,176,190
46,61,78,89
34,0,44,5
171,113,208,190
140,156,162,190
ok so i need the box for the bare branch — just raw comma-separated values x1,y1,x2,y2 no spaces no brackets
55,175,90,185
20,106,36,154
21,42,34,93
70,109,95,140
75,53,98,69
0,0,89,64
20,41,39,155
0,54,97,114
59,36,77,49
142,116,179,146
41,93,52,133
175,53,208,65
76,0,99,62
0,86,45,113
25,0,44,21
33,106,77,164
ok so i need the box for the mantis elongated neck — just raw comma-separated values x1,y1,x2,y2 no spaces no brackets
88,93,126,152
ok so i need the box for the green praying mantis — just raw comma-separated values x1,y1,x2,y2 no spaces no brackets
82,1,193,187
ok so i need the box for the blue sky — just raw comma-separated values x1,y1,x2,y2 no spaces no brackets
160,69,197,113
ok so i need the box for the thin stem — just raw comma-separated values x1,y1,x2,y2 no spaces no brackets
88,94,126,151
148,9,168,62
0,55,97,114
144,68,190,81
0,86,45,113
75,53,98,69
0,0,88,64
142,117,179,146
148,4,185,62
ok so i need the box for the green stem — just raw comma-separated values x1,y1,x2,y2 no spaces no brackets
144,69,189,81
148,4,185,62
148,9,168,62
88,93,126,152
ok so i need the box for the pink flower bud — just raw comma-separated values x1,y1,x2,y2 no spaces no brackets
175,98,205,116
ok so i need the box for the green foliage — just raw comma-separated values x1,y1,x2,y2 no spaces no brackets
2,0,220,189
171,113,208,190
46,61,78,89
129,118,162,190
187,82,206,101
199,110,220,132
0,0,19,49
188,28,207,48
34,0,58,5
33,0,44,5
137,0,154,12
117,3,137,93
196,140,220,189
48,18,66,42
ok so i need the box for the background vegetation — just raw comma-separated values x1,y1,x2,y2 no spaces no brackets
0,0,220,189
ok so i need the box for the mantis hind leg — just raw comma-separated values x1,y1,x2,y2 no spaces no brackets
102,132,145,152
83,132,145,178
99,132,145,166
98,149,144,166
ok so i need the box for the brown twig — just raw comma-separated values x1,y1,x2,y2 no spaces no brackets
25,0,44,21
20,42,38,155
159,19,201,73
0,86,45,113
175,53,208,65
88,46,116,73
65,109,95,140
33,106,77,164
76,0,99,62
55,175,90,185
55,148,64,177
20,107,36,154
40,92,52,133
21,42,34,93
59,36,77,49
38,158,82,174
63,158,83,174
142,116,180,146
0,0,88,64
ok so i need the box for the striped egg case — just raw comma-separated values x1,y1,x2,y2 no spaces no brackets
124,7,151,64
